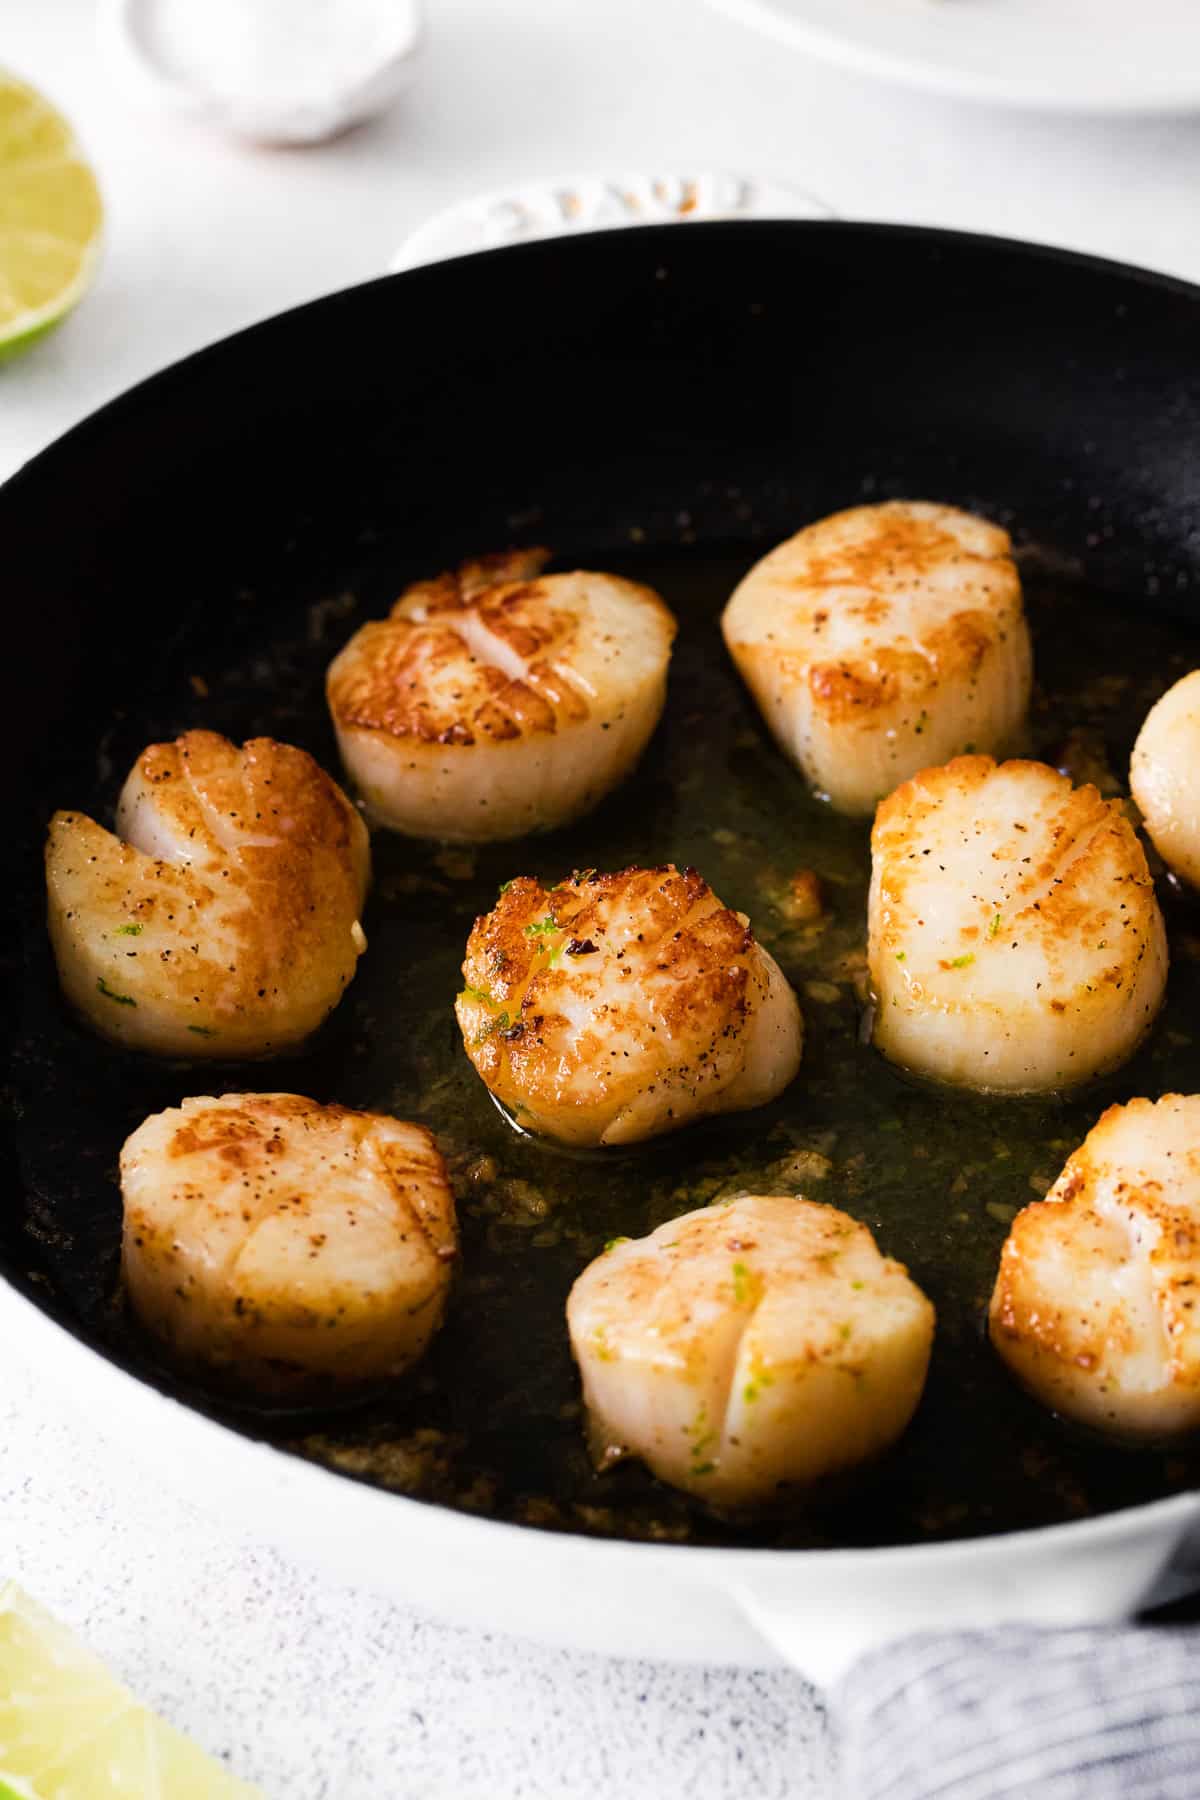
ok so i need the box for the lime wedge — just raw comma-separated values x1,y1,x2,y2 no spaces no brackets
0,72,103,361
0,1582,261,1798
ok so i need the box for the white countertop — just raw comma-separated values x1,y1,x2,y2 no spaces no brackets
9,0,1200,488
0,1352,834,1797
3,2,1198,1793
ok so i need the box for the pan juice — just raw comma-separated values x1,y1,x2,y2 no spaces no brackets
9,544,1200,1549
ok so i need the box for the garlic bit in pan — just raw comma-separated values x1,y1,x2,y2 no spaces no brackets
455,864,803,1147
990,1095,1200,1440
1130,668,1200,889
121,1093,457,1402
868,754,1167,1092
567,1196,935,1508
326,549,677,842
722,501,1031,815
45,729,370,1058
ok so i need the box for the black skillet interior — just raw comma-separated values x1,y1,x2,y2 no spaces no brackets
5,221,1200,1549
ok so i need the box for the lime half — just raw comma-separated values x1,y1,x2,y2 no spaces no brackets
0,72,103,361
0,1581,261,1797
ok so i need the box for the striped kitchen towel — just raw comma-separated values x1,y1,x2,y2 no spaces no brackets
838,1622,1200,1799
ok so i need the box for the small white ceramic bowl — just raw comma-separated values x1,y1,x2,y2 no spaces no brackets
99,0,423,146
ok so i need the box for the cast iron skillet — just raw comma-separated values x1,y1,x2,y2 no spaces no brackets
4,221,1200,1559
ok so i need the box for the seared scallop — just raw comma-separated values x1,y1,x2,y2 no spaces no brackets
326,549,676,842
455,865,803,1147
568,1195,934,1507
721,501,1031,814
869,755,1167,1092
46,730,370,1058
990,1095,1200,1439
121,1093,456,1398
1130,669,1200,888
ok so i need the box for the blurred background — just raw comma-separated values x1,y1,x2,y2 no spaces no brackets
6,0,1200,485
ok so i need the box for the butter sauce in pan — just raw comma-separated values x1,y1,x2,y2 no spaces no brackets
8,544,1200,1549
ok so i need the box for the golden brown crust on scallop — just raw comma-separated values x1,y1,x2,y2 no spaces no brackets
326,554,678,841
873,754,1157,992
805,615,994,724
155,1093,455,1263
328,552,676,747
45,730,369,1055
462,866,749,1076
721,502,1030,815
779,504,1009,591
991,1200,1151,1377
455,865,795,1143
131,732,366,1012
121,1093,456,1395
136,730,367,924
989,1096,1200,1425
727,503,1019,727
568,1194,934,1504
869,754,1167,1091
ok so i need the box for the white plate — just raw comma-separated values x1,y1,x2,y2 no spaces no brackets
707,0,1200,114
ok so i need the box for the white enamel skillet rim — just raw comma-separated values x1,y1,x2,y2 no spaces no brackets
6,1272,1200,1684
5,190,1200,1685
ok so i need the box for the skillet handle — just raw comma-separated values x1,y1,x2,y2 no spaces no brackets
390,170,835,271
720,1491,1200,1687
